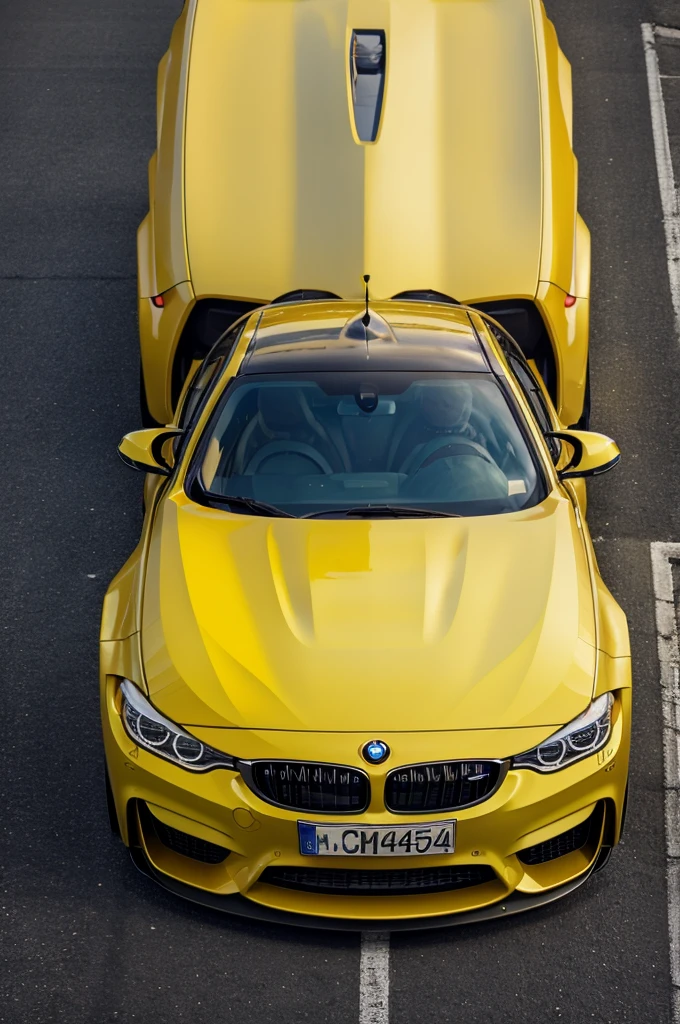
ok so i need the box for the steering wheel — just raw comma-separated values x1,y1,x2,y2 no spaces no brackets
244,440,334,475
402,436,497,475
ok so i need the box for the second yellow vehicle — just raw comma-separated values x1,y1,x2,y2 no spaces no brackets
102,298,630,927
138,0,591,430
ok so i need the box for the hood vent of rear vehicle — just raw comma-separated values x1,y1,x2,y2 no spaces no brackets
349,30,386,142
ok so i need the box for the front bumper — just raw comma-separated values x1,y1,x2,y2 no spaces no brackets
128,827,609,931
102,678,630,928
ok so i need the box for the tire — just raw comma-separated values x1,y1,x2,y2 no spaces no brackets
105,768,121,837
618,783,629,840
594,785,627,873
575,359,591,430
593,845,613,873
139,361,160,428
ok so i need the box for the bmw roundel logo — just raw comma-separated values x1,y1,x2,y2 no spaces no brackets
361,739,390,765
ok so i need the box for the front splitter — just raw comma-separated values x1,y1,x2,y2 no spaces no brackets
129,842,601,932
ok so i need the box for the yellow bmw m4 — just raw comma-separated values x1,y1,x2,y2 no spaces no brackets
139,0,591,432
102,299,630,928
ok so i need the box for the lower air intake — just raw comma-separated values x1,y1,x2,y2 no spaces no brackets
260,864,495,897
517,813,594,866
147,809,230,864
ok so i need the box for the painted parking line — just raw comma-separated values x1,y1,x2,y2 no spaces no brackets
359,932,390,1024
641,24,680,339
655,26,680,41
651,543,680,1023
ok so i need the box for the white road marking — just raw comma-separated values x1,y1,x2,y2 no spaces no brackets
360,932,390,1024
642,24,680,340
651,543,680,1022
655,26,680,41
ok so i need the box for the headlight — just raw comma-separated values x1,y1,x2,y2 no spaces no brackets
120,679,236,773
512,692,614,773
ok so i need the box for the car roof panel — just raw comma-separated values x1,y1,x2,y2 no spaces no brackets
237,301,490,373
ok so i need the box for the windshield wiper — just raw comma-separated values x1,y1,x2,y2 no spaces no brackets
303,504,461,519
217,495,295,518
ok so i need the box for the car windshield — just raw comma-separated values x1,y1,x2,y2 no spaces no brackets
192,372,545,517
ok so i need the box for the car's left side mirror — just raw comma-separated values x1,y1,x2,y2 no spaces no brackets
546,430,620,480
118,427,183,476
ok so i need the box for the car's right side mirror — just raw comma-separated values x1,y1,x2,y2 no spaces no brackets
546,430,621,480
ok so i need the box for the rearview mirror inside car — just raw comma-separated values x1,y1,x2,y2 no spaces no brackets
118,427,183,476
547,430,620,480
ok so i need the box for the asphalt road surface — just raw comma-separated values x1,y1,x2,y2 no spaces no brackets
2,1,679,1021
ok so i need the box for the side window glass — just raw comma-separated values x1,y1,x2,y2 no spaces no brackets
507,355,561,461
486,321,560,461
507,356,549,429
178,321,246,430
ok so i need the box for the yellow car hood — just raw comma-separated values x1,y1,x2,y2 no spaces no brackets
141,493,597,732
184,0,542,304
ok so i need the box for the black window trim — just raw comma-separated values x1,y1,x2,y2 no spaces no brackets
172,315,253,464
481,315,561,462
178,318,249,427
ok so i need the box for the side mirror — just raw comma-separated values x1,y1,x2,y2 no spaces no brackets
547,430,620,480
118,427,183,476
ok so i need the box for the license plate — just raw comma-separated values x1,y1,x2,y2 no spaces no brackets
298,820,456,857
